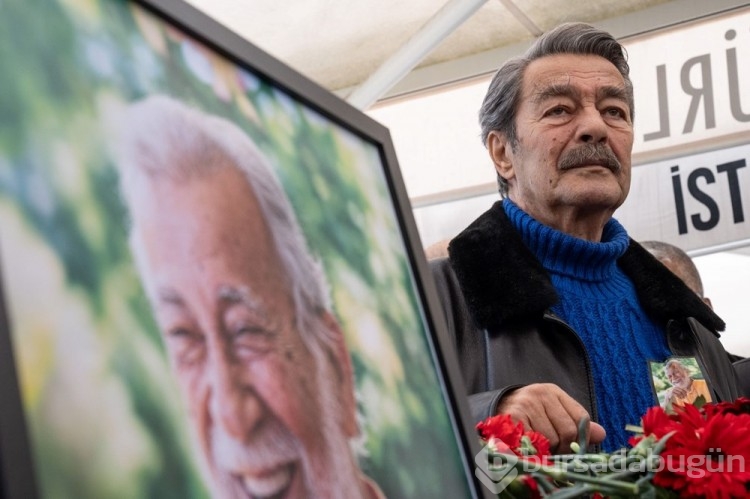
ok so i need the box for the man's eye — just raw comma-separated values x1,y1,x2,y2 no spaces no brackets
166,327,205,366
545,106,568,117
605,107,626,119
232,325,275,357
168,326,195,338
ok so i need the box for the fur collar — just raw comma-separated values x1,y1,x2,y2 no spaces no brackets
447,201,724,334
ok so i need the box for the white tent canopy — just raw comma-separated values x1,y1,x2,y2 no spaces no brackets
185,0,747,104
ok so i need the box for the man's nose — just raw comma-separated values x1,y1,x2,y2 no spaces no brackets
208,348,262,441
577,107,608,144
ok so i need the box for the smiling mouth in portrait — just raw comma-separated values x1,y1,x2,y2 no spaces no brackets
670,374,687,386
234,461,296,499
211,420,302,499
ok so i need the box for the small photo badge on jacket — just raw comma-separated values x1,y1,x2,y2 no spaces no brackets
649,356,712,413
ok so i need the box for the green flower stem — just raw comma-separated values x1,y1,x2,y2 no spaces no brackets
604,468,647,482
501,455,642,495
542,470,640,495
550,453,610,463
545,484,605,499
531,472,556,494
652,431,675,454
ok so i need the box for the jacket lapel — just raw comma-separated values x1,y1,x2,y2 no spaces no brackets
618,240,724,334
447,201,557,329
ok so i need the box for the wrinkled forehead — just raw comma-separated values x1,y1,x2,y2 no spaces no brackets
523,53,627,97
520,53,635,126
130,168,286,283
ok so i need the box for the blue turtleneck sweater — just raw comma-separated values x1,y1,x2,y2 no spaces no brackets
503,199,671,451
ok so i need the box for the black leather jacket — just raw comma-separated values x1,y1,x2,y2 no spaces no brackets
430,201,741,424
734,358,750,397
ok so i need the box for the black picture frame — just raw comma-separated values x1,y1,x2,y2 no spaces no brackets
0,0,489,497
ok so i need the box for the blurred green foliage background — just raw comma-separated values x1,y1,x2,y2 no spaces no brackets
0,0,471,497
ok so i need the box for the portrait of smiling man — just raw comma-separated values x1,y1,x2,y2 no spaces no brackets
116,95,384,499
663,359,712,410
431,22,740,454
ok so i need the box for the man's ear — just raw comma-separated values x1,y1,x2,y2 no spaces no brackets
321,312,358,438
487,130,515,184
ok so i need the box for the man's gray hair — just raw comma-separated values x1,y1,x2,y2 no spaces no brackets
479,22,634,197
665,359,690,374
117,95,336,349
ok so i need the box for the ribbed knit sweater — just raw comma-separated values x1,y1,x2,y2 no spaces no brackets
503,199,671,451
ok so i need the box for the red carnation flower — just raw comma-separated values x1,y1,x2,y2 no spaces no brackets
476,400,750,497
476,414,523,450
518,475,541,499
630,405,680,447
705,397,750,417
641,405,680,438
653,405,750,498
525,430,551,459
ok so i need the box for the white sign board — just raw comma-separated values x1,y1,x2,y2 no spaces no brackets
628,9,750,159
616,143,750,252
378,7,750,253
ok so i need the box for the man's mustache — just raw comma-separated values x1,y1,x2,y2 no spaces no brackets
558,144,621,173
211,418,298,473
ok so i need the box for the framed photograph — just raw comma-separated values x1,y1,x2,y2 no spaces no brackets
0,1,485,498
649,357,712,412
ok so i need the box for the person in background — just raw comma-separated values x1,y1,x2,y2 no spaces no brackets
640,240,712,308
424,239,450,260
641,240,744,363
430,22,741,454
117,95,383,499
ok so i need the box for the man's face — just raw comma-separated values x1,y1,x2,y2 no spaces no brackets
666,364,691,389
132,167,356,498
489,53,634,234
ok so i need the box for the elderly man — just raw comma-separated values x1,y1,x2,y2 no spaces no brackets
430,22,741,453
117,96,383,499
663,359,712,410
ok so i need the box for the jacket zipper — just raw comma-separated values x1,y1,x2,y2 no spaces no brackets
542,311,599,425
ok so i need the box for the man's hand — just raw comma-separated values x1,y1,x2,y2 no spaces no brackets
664,386,687,403
496,383,606,454
669,386,688,399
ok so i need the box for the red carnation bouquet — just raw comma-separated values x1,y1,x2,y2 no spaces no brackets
475,398,750,498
